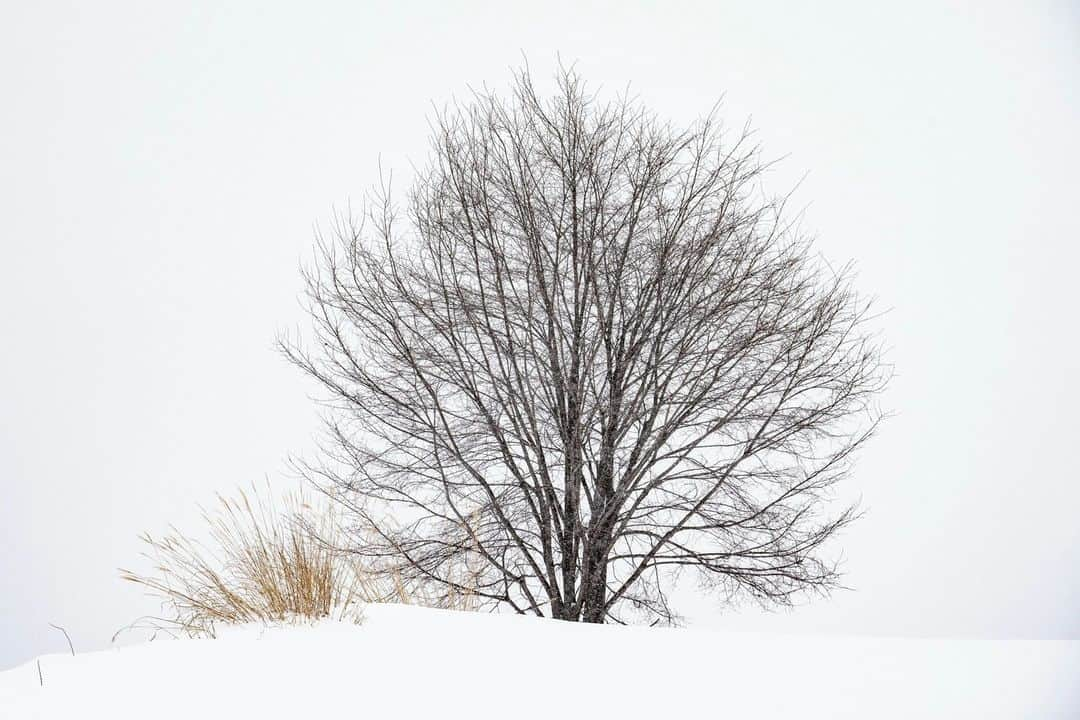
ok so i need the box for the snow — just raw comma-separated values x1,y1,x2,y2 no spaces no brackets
1,603,1076,718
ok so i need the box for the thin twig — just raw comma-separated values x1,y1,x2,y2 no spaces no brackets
48,623,75,656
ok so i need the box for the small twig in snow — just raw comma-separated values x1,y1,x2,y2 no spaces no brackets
48,623,75,655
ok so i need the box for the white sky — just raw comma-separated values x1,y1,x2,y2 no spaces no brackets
2,0,1077,671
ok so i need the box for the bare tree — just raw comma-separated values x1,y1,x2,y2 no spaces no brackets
281,66,888,625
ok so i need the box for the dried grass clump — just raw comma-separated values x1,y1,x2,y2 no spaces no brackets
121,485,390,636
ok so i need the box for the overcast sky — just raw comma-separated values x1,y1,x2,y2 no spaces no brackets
2,0,1078,671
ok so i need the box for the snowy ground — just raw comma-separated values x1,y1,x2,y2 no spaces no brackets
1,603,1076,718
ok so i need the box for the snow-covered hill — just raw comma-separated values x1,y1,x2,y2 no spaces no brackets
2,604,1076,718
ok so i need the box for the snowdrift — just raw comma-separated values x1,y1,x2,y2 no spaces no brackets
1,603,1076,718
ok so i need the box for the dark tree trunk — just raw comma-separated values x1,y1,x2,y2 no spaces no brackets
579,496,616,623
579,541,610,623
